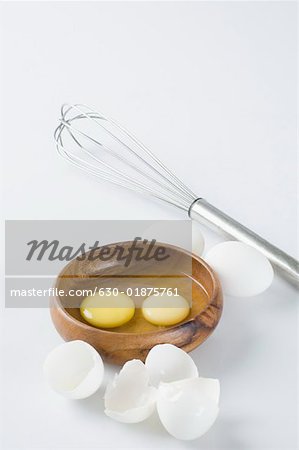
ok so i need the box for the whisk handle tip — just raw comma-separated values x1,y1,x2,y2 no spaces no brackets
189,198,299,284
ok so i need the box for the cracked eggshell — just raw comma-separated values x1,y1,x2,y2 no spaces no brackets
104,359,157,423
192,221,205,256
145,344,198,386
43,340,104,399
157,377,220,440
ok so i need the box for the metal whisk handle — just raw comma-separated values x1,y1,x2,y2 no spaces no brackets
189,199,299,283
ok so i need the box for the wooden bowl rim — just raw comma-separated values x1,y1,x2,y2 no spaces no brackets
52,240,222,337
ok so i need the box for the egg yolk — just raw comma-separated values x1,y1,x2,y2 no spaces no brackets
80,293,135,328
142,294,190,326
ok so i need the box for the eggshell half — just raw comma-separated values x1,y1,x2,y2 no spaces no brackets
43,340,104,399
145,344,198,386
104,359,157,423
157,377,220,440
192,221,205,256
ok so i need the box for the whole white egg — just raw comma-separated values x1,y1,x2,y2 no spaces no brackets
205,241,274,297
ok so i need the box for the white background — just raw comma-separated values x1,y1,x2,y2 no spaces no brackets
0,2,298,449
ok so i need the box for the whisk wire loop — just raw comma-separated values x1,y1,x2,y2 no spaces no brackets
54,103,198,211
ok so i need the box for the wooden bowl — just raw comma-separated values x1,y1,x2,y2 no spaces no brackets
51,241,223,365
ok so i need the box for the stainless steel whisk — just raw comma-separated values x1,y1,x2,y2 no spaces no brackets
54,103,298,283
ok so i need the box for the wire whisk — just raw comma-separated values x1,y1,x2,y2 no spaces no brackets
55,104,197,211
54,103,298,283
